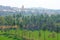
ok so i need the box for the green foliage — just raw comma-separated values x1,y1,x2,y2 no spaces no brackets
0,14,60,32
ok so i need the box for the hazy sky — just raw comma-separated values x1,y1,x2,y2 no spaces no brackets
0,0,60,9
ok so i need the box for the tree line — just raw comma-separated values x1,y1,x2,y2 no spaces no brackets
0,13,60,33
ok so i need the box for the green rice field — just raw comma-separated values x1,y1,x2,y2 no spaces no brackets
0,30,60,40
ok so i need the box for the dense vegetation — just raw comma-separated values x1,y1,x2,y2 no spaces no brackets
0,13,60,33
0,13,60,40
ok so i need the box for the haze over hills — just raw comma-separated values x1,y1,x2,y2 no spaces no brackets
0,5,60,16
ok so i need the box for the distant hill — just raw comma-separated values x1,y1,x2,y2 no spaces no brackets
0,5,60,16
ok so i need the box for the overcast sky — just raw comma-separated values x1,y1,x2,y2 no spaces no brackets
0,0,60,9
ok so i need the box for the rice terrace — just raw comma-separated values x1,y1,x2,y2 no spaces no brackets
0,4,60,40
